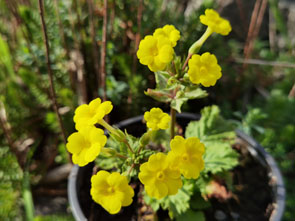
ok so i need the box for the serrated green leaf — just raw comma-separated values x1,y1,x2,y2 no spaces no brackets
185,105,239,174
185,105,236,141
203,143,239,174
160,181,194,217
176,210,205,221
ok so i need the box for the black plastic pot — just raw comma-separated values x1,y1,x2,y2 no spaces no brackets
68,113,285,221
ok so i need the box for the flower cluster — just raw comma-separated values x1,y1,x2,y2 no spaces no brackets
137,25,180,72
66,8,232,216
139,136,205,199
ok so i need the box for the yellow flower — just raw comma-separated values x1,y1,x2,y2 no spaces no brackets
138,153,182,199
188,52,222,87
137,35,174,72
153,24,180,47
144,108,171,130
90,171,134,214
200,9,231,36
168,136,205,179
66,126,107,166
73,98,113,130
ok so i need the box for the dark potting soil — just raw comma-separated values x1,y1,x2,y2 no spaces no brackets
76,138,274,221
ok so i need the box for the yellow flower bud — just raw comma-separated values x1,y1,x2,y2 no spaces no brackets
144,108,171,130
90,171,134,214
200,9,232,36
188,52,222,87
138,153,182,199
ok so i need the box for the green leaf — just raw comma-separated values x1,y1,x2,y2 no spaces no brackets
185,105,236,141
203,143,239,174
155,71,170,89
144,89,172,103
160,181,194,218
185,105,239,174
171,85,207,113
171,97,187,113
176,210,205,221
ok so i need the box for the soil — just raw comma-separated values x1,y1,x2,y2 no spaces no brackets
75,117,275,221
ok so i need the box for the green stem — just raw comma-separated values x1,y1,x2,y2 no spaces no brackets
99,119,119,136
22,171,34,221
170,108,176,140
188,27,213,55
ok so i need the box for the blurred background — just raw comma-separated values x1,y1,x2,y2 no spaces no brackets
0,0,294,220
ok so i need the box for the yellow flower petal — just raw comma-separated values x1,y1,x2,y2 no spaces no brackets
200,9,232,36
188,52,222,87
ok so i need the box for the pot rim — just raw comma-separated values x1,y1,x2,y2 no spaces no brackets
68,113,285,221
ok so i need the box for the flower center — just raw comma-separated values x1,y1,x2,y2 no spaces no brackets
107,186,116,194
182,154,189,161
156,171,165,180
83,140,91,149
200,66,208,75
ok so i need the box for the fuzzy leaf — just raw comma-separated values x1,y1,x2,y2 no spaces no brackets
155,71,170,89
144,89,172,103
203,143,239,174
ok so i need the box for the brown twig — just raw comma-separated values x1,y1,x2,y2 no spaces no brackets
100,0,108,102
132,0,143,74
182,53,192,71
87,0,101,97
243,0,268,65
0,101,26,168
244,0,261,59
38,0,67,144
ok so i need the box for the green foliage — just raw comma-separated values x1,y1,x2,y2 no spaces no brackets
0,146,23,220
185,105,239,174
143,180,194,218
176,210,205,221
145,70,208,112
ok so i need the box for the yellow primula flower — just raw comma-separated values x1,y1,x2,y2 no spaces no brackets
90,170,134,214
137,35,174,72
200,9,232,36
153,24,180,47
73,98,113,130
138,153,182,199
188,52,222,87
168,136,205,179
144,107,171,130
66,126,107,166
